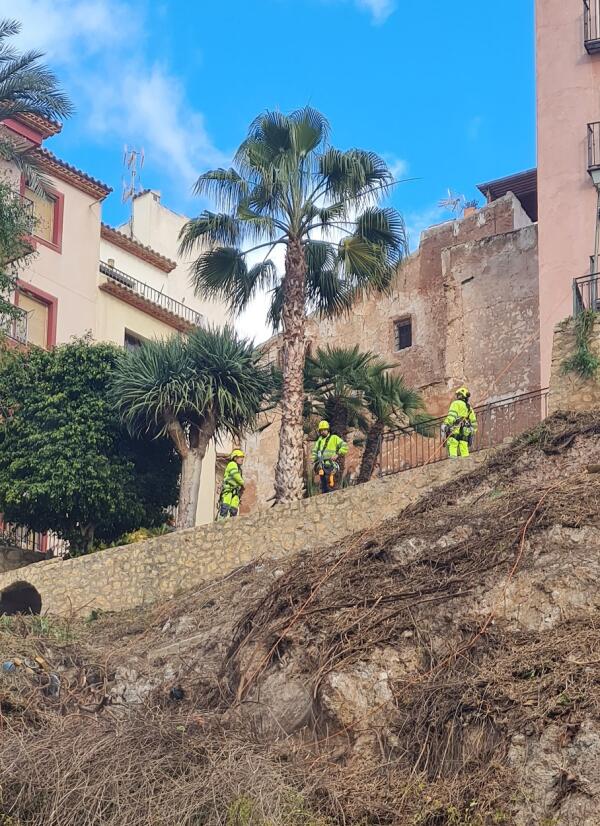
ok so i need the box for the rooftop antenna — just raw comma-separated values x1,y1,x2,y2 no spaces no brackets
122,145,145,238
438,188,465,218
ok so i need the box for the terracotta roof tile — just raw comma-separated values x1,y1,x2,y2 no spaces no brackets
35,148,112,200
100,224,177,273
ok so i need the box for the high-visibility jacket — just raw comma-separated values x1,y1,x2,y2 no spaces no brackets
311,433,348,465
444,399,478,439
221,461,244,495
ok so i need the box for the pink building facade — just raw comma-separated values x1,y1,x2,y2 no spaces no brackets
536,0,600,384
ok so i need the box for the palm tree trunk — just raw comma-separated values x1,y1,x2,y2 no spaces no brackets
274,238,307,503
357,420,384,484
330,404,349,488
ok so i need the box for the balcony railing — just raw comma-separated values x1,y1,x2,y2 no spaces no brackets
584,0,600,53
573,272,600,315
0,306,28,344
0,521,69,558
588,122,600,172
99,262,204,328
379,388,549,477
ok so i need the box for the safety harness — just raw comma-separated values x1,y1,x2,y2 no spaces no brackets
314,434,341,489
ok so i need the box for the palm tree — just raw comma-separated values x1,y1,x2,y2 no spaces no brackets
0,19,73,191
356,370,425,484
111,326,273,529
180,107,408,504
304,345,383,440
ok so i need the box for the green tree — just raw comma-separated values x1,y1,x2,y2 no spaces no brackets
0,179,35,337
0,339,179,555
180,107,407,504
356,370,425,483
0,19,72,191
111,326,273,529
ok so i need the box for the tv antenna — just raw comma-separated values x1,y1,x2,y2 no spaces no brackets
438,188,465,217
122,145,145,237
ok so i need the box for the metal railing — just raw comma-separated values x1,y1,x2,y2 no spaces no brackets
0,522,69,558
379,388,549,476
99,262,204,327
573,273,600,315
584,0,600,51
588,122,600,171
0,306,28,344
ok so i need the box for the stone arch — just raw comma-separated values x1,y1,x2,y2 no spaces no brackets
0,581,42,615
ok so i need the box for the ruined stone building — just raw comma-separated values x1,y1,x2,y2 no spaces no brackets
242,184,540,511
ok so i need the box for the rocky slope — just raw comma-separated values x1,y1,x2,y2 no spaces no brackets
1,411,600,826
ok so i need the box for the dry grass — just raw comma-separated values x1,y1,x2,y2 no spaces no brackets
1,412,600,826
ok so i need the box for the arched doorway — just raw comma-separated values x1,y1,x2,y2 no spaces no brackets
0,581,42,615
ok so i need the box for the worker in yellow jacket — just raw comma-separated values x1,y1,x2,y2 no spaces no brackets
218,449,245,519
441,387,478,458
311,421,349,493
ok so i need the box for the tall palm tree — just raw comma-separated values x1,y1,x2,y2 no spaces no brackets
111,326,273,529
0,19,73,191
180,107,408,503
356,370,425,483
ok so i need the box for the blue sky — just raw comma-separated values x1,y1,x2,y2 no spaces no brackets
6,0,535,338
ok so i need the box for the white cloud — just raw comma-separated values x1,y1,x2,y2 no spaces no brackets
355,0,396,24
384,155,409,180
5,0,227,195
85,63,228,190
467,115,483,142
6,0,132,60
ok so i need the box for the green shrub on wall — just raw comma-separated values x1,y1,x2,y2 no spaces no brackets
561,310,599,379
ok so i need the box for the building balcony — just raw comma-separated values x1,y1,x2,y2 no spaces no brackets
0,306,28,345
584,1,600,54
587,122,600,174
99,262,204,331
573,273,600,315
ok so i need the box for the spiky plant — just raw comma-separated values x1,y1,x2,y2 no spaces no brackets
111,326,273,529
0,18,73,192
356,370,425,483
180,107,408,503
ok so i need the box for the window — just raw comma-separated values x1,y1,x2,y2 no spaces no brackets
124,331,145,351
393,318,412,351
24,185,63,251
17,290,49,348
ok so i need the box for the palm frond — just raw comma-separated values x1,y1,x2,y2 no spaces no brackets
192,169,248,212
319,148,393,203
189,246,249,313
179,212,242,253
355,207,408,258
289,106,329,156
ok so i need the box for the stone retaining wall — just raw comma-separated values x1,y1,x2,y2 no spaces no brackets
0,453,486,617
549,315,600,414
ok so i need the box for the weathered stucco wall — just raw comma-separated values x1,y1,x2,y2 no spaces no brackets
0,453,486,617
549,315,600,414
245,194,539,509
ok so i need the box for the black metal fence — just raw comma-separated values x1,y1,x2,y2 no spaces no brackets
573,273,600,315
584,0,600,51
379,388,549,476
0,521,69,558
100,262,205,327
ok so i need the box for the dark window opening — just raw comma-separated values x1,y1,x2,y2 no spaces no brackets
124,331,144,351
394,318,412,351
0,581,42,615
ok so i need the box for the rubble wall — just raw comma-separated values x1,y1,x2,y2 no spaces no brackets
549,315,600,414
0,453,486,617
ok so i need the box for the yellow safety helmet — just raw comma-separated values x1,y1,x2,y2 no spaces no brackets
456,386,470,401
318,420,330,431
230,449,245,459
